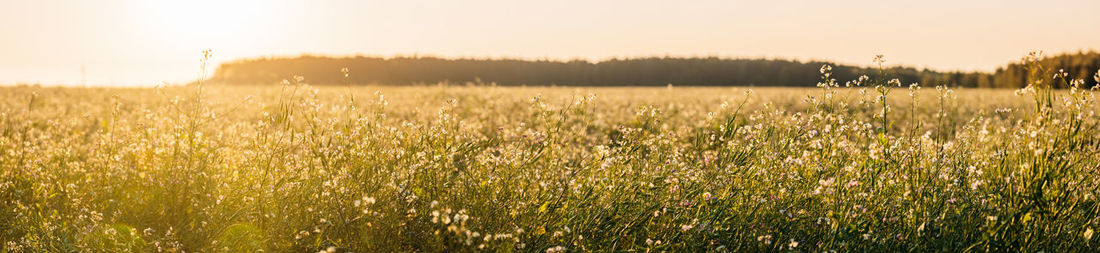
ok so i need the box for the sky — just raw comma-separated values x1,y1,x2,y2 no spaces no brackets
1,0,1098,86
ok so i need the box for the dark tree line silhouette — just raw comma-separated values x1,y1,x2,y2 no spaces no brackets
209,51,1099,88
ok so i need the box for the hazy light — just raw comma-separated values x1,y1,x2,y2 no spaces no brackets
1,0,1098,86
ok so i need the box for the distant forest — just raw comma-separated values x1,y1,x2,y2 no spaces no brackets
208,52,1100,88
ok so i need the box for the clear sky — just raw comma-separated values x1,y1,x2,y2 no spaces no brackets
2,0,1098,86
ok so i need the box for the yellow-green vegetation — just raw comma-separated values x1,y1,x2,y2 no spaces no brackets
2,60,1100,252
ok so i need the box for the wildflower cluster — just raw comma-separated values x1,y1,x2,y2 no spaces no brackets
0,55,1098,252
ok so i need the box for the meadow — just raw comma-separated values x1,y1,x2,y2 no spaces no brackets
2,64,1100,252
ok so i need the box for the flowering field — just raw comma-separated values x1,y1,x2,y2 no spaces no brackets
2,65,1100,252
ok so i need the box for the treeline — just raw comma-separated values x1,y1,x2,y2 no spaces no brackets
990,51,1100,89
208,52,1100,88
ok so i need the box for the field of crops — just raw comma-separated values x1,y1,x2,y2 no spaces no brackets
2,67,1100,252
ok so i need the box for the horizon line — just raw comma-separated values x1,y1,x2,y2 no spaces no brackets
225,49,1099,72
6,49,1098,87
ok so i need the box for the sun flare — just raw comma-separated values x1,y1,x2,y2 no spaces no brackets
131,0,291,53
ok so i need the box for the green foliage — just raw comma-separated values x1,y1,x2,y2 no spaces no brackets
215,224,266,252
1,62,1099,251
84,224,145,252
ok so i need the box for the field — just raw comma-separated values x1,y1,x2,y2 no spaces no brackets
2,69,1100,251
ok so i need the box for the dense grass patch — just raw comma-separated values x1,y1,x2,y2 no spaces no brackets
2,65,1100,251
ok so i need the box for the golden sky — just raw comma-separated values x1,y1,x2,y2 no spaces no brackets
2,0,1098,86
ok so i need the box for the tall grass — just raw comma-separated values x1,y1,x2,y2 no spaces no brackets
1,56,1099,252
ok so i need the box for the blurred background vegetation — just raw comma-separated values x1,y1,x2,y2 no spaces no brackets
210,51,1100,88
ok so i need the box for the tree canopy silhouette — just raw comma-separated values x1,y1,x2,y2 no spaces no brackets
209,52,1100,88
